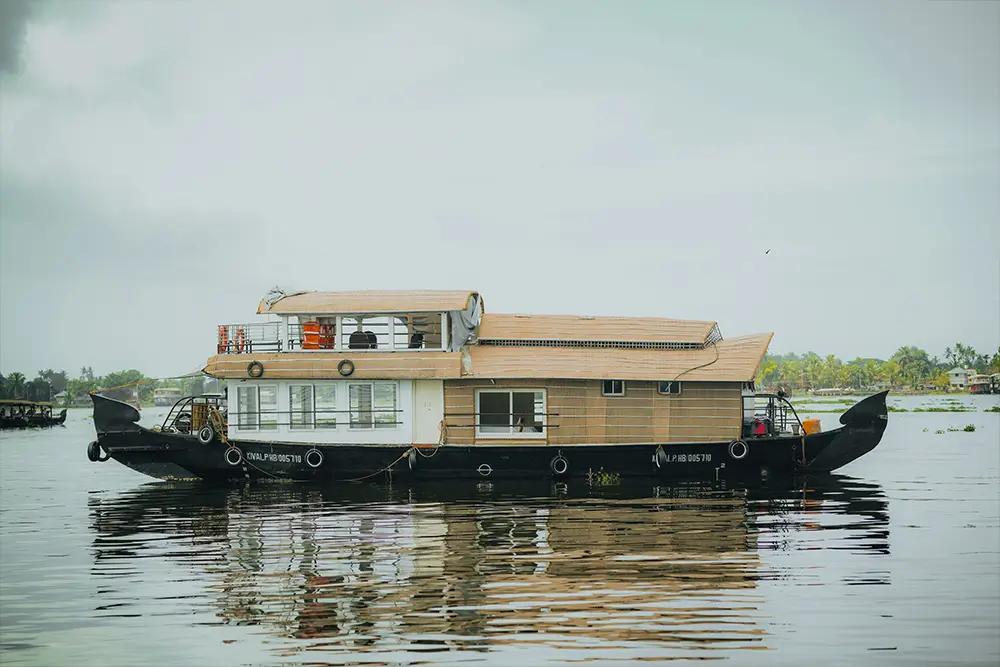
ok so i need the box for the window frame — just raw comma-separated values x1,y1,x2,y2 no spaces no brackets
347,381,400,431
475,388,547,439
602,380,626,397
657,381,682,396
236,383,280,431
313,383,338,429
289,384,315,430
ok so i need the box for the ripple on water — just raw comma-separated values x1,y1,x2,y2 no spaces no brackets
2,406,999,665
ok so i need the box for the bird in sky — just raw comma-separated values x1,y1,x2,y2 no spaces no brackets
765,249,771,254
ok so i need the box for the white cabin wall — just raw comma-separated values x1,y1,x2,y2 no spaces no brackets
227,378,414,445
412,379,445,445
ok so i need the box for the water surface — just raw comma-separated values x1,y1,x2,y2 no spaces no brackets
1,396,998,666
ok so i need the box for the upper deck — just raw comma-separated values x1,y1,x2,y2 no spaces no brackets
205,289,772,383
216,289,483,355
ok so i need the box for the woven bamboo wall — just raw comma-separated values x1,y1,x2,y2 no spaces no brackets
205,352,462,380
443,379,742,445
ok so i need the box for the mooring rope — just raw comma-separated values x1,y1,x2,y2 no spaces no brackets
89,372,206,396
338,448,414,482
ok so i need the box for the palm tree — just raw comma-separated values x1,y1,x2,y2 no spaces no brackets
5,372,27,399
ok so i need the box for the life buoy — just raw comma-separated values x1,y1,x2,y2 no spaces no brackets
235,327,246,353
225,447,243,466
728,440,749,460
305,448,323,468
218,326,229,353
198,424,214,444
319,323,334,348
550,454,569,476
247,361,264,378
338,359,355,377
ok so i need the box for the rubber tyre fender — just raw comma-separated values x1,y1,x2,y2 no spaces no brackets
305,448,324,468
247,361,264,378
550,454,569,477
225,447,243,466
198,424,214,444
654,447,669,468
87,440,111,463
728,439,749,460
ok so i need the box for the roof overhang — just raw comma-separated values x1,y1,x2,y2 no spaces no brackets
257,290,480,316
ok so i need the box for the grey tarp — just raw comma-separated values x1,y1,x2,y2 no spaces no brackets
449,293,482,352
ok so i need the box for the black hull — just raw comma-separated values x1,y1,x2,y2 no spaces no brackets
88,392,889,484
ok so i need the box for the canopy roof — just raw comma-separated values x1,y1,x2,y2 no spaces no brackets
258,290,480,315
465,333,773,382
478,313,717,345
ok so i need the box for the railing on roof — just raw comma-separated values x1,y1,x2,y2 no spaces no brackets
217,323,283,354
216,314,449,355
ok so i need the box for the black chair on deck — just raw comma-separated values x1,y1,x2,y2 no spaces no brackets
349,330,369,350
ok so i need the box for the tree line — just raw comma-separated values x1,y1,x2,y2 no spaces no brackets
0,367,221,406
758,343,1000,391
1,342,997,403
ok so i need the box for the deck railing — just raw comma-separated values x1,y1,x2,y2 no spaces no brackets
217,317,446,354
217,323,282,354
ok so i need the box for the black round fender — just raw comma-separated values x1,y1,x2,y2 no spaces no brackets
728,440,749,460
87,440,111,463
550,453,569,476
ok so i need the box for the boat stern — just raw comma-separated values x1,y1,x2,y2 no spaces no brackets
88,393,203,481
804,391,889,473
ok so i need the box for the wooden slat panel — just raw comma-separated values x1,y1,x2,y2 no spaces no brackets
205,352,462,380
466,333,772,382
478,313,716,344
442,379,743,445
443,381,475,445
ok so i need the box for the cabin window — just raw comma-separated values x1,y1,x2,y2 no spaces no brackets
289,385,314,429
657,381,682,395
259,385,279,429
237,384,278,430
476,389,546,438
602,380,625,397
237,386,257,430
349,382,398,429
315,384,337,428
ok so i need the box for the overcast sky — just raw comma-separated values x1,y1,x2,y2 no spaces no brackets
1,0,998,379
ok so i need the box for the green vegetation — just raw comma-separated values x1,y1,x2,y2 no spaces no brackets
986,406,1000,413
758,343,1000,392
946,424,977,433
0,367,222,407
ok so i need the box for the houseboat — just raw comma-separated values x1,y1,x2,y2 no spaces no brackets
153,387,184,406
969,373,999,395
1,399,68,429
87,289,889,482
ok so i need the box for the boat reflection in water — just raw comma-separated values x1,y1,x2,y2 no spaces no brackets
89,477,889,661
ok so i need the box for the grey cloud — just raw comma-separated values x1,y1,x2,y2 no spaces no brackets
0,0,997,377
0,0,35,75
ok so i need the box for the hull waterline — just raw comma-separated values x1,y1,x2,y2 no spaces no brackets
87,392,889,484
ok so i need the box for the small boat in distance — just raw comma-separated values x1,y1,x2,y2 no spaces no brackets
1,399,68,430
153,387,183,406
87,289,889,483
